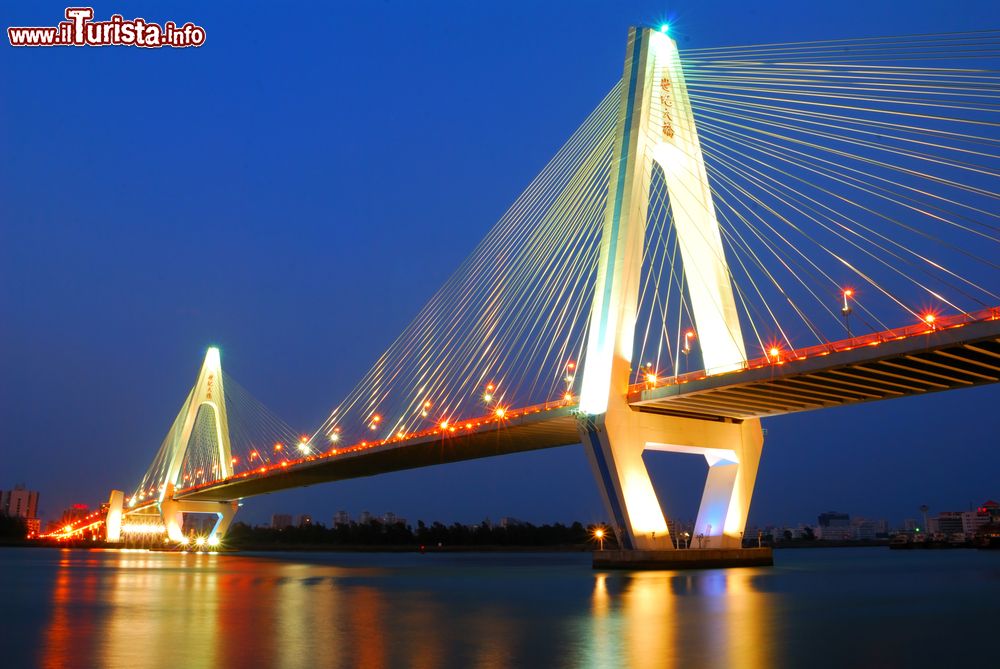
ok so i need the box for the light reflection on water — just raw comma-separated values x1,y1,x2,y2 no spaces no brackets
2,547,995,668
582,569,774,669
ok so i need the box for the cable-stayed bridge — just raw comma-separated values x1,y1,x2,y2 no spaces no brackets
50,27,1000,560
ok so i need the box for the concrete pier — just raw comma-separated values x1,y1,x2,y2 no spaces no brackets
593,547,773,570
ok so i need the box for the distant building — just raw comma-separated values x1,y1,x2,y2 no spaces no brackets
776,526,804,540
297,514,312,527
962,510,991,537
981,500,1000,520
332,510,350,526
818,511,853,540
271,514,292,529
2,486,39,520
851,518,885,541
359,511,372,524
58,503,89,527
929,512,964,536
381,512,405,525
818,526,854,541
902,518,919,534
921,503,998,539
818,511,850,526
499,517,525,528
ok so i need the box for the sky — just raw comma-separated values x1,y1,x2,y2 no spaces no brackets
2,1,998,529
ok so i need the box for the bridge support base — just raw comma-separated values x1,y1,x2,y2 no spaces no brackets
579,410,763,552
105,490,125,543
593,547,773,570
160,484,238,542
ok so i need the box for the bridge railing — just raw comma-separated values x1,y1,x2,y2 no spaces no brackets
631,306,1000,395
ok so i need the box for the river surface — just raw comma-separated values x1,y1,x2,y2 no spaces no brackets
1,546,997,668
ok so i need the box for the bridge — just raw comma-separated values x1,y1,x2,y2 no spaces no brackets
48,26,1000,561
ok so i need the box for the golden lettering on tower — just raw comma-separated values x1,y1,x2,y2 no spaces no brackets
660,76,674,139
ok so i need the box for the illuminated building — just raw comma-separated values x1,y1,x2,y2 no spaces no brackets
961,509,992,537
1,485,39,522
928,512,964,536
58,503,89,526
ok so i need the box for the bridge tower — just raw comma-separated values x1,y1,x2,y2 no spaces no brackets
157,347,239,542
578,27,763,551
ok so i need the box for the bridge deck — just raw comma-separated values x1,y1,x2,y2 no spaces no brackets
178,405,581,502
631,312,1000,420
176,311,1000,503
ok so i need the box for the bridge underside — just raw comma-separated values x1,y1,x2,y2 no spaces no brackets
631,318,1000,420
178,407,581,502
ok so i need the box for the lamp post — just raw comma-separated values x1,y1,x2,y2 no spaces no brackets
841,289,854,336
594,527,605,551
684,330,695,355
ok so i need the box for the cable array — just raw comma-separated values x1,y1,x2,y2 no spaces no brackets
312,84,621,449
633,31,1000,377
130,387,196,505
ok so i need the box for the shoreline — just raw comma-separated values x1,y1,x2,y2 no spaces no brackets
2,539,901,553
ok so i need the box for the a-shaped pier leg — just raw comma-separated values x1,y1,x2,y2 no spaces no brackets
582,404,763,551
160,483,239,542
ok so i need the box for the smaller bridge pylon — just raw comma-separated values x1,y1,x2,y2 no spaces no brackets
123,347,243,543
162,346,233,488
156,347,239,542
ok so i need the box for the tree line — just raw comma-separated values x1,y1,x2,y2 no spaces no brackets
0,514,28,539
225,519,612,549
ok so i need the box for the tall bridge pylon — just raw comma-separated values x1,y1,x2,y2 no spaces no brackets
578,27,761,551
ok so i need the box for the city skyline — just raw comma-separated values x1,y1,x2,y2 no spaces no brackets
8,476,996,533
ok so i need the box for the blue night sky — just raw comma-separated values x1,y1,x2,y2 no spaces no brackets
2,1,998,528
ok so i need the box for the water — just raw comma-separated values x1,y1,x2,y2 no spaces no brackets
1,547,997,668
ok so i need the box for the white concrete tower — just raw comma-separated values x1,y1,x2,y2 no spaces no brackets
578,27,763,551
157,347,238,542
162,346,234,489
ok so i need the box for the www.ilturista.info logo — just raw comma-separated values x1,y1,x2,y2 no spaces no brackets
8,7,205,48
